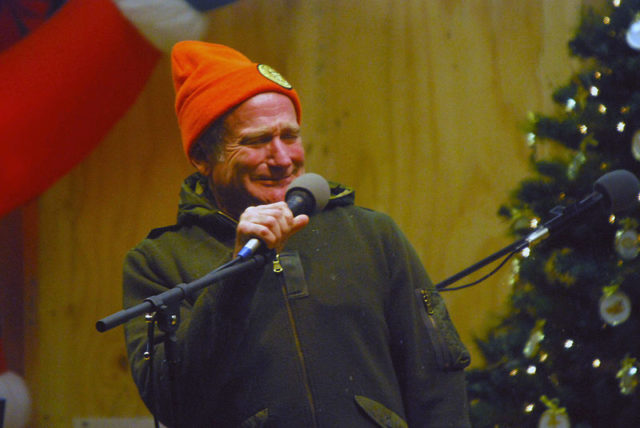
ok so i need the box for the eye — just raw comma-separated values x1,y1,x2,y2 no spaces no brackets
281,130,300,141
241,135,271,146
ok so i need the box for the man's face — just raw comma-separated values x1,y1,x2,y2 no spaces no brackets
195,92,305,218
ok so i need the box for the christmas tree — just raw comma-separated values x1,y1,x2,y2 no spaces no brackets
466,1,640,427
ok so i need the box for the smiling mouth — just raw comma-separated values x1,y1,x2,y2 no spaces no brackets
254,176,293,186
254,174,296,186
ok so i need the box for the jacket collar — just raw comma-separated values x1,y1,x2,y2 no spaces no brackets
176,172,355,230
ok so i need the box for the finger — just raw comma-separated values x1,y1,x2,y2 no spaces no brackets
290,214,309,234
236,205,287,249
252,203,295,238
236,220,277,246
235,202,305,255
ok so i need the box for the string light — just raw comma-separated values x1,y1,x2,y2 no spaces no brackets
524,403,535,413
527,365,537,375
613,0,620,7
566,98,577,111
526,132,536,146
617,121,626,132
598,104,607,114
564,339,574,349
590,86,600,96
593,359,601,368
579,124,589,134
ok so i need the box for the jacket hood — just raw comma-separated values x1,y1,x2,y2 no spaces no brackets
177,172,355,227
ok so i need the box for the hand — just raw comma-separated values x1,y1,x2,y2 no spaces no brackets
234,202,309,257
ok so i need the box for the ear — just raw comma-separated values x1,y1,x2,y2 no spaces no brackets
190,156,212,176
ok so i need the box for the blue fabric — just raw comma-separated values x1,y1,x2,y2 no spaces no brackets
184,0,237,12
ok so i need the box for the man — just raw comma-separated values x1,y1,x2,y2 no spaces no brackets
124,41,471,427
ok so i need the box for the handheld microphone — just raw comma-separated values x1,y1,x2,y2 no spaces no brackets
236,173,331,259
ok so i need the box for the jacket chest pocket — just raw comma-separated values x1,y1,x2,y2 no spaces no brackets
276,251,310,299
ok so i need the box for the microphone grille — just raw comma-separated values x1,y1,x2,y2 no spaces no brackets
594,169,640,213
286,173,331,213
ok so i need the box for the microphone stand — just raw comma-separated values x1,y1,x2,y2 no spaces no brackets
435,238,529,290
436,192,604,290
96,253,269,428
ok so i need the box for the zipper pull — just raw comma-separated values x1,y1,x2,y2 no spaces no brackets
272,253,284,274
419,289,435,315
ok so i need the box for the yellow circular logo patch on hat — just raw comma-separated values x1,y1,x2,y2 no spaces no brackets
257,64,293,89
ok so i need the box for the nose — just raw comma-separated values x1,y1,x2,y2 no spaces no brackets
268,137,293,167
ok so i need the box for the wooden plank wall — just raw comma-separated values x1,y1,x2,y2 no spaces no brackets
24,0,588,425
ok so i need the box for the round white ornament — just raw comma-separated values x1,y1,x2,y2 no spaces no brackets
632,129,640,161
615,229,640,260
538,407,570,428
626,21,640,50
599,289,632,326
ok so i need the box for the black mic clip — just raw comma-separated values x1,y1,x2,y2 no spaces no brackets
524,192,604,246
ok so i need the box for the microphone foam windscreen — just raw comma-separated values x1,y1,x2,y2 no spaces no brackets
286,173,331,213
594,169,640,213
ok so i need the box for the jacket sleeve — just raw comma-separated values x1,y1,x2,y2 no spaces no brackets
122,244,261,425
382,219,472,427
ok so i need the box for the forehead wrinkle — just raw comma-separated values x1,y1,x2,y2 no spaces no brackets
236,122,300,140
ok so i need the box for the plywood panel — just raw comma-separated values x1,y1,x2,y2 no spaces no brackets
25,0,584,425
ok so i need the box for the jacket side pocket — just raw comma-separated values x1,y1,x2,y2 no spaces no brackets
415,288,471,371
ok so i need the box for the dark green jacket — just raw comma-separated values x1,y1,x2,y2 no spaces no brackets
124,173,471,427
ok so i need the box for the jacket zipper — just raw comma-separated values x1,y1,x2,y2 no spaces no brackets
416,288,453,370
273,254,318,427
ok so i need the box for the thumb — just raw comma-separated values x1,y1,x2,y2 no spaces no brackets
291,214,310,234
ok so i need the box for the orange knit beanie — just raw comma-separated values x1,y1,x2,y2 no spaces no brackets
171,41,302,158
